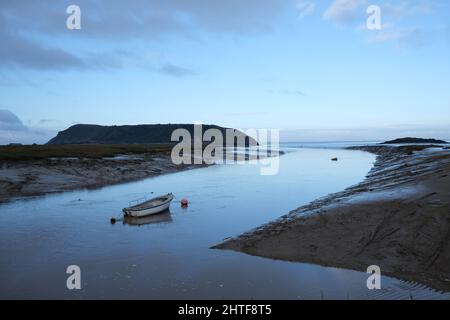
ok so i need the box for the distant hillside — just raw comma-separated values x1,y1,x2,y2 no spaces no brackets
47,124,257,146
383,137,448,144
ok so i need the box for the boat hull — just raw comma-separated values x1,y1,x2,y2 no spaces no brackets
124,201,171,217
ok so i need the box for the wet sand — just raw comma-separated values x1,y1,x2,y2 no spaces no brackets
0,155,202,203
214,146,450,292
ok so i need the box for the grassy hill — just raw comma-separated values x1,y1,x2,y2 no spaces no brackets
47,124,257,146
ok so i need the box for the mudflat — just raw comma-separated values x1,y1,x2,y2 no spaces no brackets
214,146,450,292
0,144,201,203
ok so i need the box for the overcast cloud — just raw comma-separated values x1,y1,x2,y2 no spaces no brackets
0,0,295,72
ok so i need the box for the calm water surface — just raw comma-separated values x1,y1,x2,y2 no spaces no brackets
1,148,448,299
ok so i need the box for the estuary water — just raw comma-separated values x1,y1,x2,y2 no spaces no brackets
0,147,448,299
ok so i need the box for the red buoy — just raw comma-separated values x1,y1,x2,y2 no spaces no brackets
181,198,188,207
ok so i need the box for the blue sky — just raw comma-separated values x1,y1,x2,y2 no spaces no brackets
0,0,449,143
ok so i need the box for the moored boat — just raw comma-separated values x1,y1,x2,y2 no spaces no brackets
123,193,174,217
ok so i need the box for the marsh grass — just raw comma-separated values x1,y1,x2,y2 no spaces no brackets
0,144,175,161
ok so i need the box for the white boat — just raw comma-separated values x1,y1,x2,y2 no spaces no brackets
122,193,174,217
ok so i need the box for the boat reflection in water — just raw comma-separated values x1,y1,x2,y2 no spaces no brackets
123,210,173,227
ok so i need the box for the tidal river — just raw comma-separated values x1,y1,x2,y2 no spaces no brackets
1,147,449,299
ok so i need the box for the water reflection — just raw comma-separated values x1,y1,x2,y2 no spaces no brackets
0,148,448,299
122,210,173,227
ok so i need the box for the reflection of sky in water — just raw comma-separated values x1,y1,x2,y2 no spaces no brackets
0,148,448,299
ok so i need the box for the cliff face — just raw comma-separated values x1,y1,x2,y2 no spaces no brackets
47,124,257,146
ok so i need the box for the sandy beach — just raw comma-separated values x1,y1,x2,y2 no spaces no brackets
214,145,450,292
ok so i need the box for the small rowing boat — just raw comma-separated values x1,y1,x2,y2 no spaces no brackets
123,193,174,217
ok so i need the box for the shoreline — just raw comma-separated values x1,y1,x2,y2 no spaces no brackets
0,145,280,204
213,145,450,292
0,155,206,203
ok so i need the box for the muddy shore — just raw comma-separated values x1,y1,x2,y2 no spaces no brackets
214,145,450,292
0,155,203,203
0,144,277,203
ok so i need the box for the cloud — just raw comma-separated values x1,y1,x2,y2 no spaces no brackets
0,28,156,72
280,89,306,96
324,0,435,27
0,110,56,145
38,119,60,125
0,15,127,71
0,0,297,72
368,29,407,43
158,63,196,77
1,0,294,38
0,12,86,71
324,0,438,49
0,109,28,131
0,21,142,72
267,89,306,96
296,1,315,19
368,27,436,51
0,129,55,145
323,0,367,25
361,1,436,47
0,32,87,71
368,27,428,45
382,1,433,18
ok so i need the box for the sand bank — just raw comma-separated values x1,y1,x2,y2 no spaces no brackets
214,146,450,292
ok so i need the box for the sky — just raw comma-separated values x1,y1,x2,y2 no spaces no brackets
0,0,449,144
